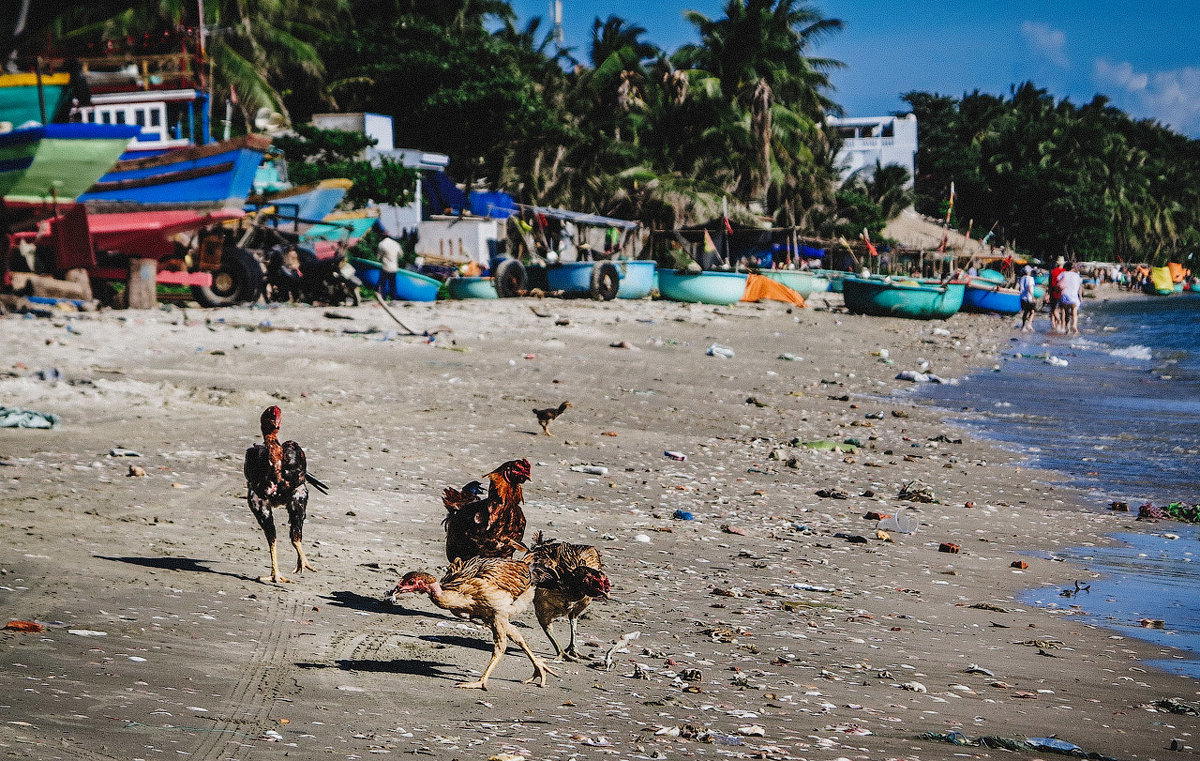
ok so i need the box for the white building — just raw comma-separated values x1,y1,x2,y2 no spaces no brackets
827,114,917,189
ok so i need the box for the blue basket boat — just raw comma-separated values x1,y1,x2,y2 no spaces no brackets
350,258,440,301
842,277,966,320
962,277,1022,314
616,260,656,299
656,269,748,305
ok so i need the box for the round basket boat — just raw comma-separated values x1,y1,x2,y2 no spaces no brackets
446,276,498,299
656,269,748,305
761,269,830,298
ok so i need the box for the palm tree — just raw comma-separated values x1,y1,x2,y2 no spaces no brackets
680,0,844,208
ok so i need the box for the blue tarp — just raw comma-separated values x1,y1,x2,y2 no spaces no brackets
422,171,468,215
469,191,517,219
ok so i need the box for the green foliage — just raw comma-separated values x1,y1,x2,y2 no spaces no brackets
272,125,419,207
904,85,1200,262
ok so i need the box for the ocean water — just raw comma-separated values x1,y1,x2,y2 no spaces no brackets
919,294,1200,679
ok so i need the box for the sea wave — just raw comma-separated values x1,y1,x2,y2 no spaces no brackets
1108,344,1153,361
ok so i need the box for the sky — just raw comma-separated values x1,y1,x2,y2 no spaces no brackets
507,0,1200,138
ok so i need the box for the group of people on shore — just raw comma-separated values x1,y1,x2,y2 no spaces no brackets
1018,256,1082,334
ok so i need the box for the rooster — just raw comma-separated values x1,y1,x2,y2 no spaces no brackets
243,406,328,583
528,533,610,661
533,401,571,436
390,556,557,690
443,459,530,563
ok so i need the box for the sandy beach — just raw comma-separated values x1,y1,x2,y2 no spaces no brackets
0,291,1195,761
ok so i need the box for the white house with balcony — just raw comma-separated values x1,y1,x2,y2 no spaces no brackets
827,114,917,189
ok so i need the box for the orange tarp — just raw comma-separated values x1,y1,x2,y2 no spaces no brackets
1168,262,1188,283
742,273,806,307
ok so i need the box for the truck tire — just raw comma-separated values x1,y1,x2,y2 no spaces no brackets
192,246,264,307
590,262,620,300
494,259,527,298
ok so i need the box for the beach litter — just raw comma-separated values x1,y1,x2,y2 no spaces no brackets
570,465,608,476
0,407,59,429
898,481,937,503
920,731,1118,761
706,344,735,358
895,370,946,383
3,621,43,633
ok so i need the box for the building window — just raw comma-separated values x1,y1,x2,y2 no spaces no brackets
150,109,162,127
135,109,146,126
115,111,126,124
100,111,111,124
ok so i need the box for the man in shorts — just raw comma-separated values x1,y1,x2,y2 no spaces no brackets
1018,265,1038,333
1058,261,1083,334
1047,256,1066,330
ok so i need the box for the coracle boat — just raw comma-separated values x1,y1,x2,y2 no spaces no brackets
656,269,748,305
541,259,657,300
446,276,498,299
350,258,440,301
842,276,966,320
810,267,849,292
762,269,830,297
962,277,1021,314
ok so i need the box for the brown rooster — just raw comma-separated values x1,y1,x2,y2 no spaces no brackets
443,459,530,563
390,556,557,690
528,533,610,661
243,406,328,583
533,401,571,436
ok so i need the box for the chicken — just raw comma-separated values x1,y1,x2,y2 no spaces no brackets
533,401,571,436
390,556,557,690
243,406,328,583
528,533,610,661
443,459,530,563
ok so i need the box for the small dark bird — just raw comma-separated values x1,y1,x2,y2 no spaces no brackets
443,460,531,563
528,533,610,661
243,406,327,583
390,556,557,690
533,401,572,436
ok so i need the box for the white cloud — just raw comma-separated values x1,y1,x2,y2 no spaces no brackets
1020,21,1069,69
1094,58,1200,136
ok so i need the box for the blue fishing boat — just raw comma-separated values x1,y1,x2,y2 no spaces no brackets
656,269,748,305
810,268,849,292
962,277,1022,314
762,269,830,298
616,260,656,299
247,178,352,226
842,277,965,320
0,123,141,209
447,276,498,299
542,259,657,300
79,134,272,210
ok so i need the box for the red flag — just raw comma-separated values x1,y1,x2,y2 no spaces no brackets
229,85,238,104
723,216,733,236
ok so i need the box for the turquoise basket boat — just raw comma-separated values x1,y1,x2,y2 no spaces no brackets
762,270,830,297
447,276,498,299
350,258,440,301
842,277,966,320
656,269,748,305
810,268,850,292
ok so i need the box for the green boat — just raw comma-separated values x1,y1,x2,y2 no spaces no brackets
842,277,966,320
656,269,748,305
0,123,141,208
810,268,851,292
762,269,830,297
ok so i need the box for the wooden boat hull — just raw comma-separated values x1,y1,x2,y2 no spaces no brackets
962,278,1022,314
0,124,141,208
762,270,830,297
656,269,748,305
447,276,498,299
842,277,965,320
79,134,271,210
0,72,71,126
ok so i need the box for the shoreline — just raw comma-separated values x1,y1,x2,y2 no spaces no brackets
1,293,1196,760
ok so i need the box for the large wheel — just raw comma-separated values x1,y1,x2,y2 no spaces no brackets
192,246,264,307
493,258,527,298
590,262,620,300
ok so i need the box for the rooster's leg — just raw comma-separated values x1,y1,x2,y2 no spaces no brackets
540,421,551,436
541,620,566,661
562,616,583,661
288,491,314,574
458,620,507,690
509,623,558,686
260,541,291,584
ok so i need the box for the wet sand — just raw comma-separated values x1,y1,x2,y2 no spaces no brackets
0,292,1195,760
